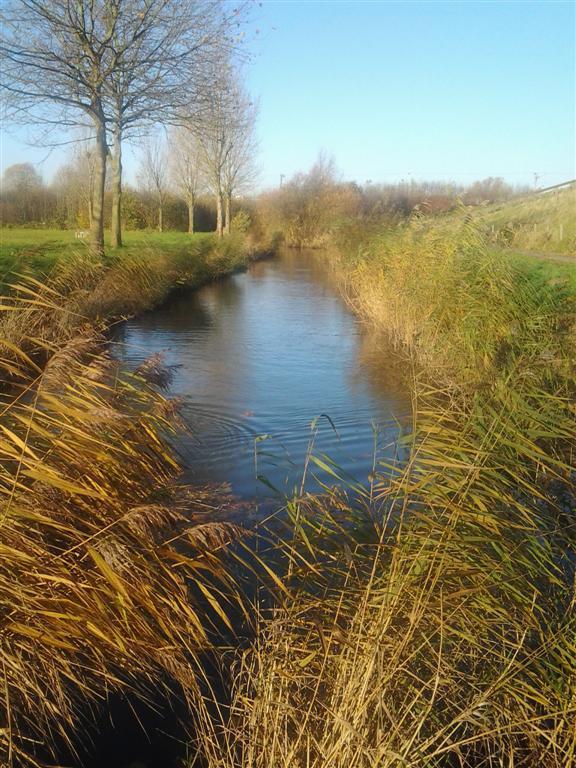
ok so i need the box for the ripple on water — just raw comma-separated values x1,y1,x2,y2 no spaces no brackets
113,249,411,498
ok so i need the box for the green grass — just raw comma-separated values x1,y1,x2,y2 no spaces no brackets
0,227,217,281
0,227,78,276
0,227,250,324
504,249,576,290
478,186,576,256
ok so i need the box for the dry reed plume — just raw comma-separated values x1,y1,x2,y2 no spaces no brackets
0,274,247,767
192,217,576,767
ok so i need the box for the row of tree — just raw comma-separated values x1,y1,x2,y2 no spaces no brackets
1,150,525,245
139,86,256,237
0,159,222,232
0,0,255,255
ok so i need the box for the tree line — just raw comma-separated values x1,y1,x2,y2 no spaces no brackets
256,153,528,248
1,150,525,248
1,89,257,235
0,0,255,255
0,158,215,232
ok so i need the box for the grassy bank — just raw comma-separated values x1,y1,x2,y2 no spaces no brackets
478,186,575,256
0,230,256,378
0,227,253,283
191,213,576,767
333,214,575,392
0,230,262,766
507,251,576,291
0,228,243,279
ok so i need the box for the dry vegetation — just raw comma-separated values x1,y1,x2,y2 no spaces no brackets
190,213,576,767
0,294,249,767
333,213,574,389
0,197,574,768
0,237,257,767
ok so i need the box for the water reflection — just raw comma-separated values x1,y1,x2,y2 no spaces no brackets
113,249,411,499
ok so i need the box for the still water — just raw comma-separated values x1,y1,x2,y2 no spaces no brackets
113,249,410,500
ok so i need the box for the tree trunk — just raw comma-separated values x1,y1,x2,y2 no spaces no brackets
224,193,231,235
216,191,223,237
111,124,123,247
158,203,163,233
90,114,107,259
188,194,195,234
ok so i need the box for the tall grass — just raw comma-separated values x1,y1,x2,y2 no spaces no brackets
479,186,576,255
204,401,575,766
192,215,576,767
0,277,248,767
334,214,574,392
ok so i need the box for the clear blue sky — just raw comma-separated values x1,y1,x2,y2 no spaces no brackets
1,0,574,190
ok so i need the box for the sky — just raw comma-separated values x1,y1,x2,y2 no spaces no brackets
1,0,574,190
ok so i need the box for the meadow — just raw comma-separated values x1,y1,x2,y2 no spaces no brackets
0,227,225,279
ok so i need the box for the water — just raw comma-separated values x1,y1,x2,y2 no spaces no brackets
75,249,411,768
113,249,410,501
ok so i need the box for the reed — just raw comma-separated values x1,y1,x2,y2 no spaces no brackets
192,215,576,767
0,277,247,767
333,213,575,393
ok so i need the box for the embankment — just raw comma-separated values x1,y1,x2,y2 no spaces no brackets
198,213,576,767
0,232,269,767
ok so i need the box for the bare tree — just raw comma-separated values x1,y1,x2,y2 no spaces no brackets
196,86,228,237
138,138,169,233
221,87,258,233
52,144,97,229
170,127,204,234
104,1,249,247
2,162,42,192
0,1,122,256
198,67,257,237
0,0,249,254
260,152,340,247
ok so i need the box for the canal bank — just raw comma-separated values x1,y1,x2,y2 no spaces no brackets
2,218,575,767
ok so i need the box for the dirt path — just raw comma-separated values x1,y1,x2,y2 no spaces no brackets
505,248,575,265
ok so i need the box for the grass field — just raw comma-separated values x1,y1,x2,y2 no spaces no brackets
505,248,576,289
0,228,215,279
478,186,576,256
